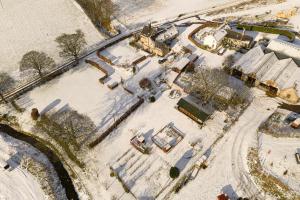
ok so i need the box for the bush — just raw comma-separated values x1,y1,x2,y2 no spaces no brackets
149,96,156,102
139,78,152,90
31,108,40,120
110,171,115,177
169,167,180,179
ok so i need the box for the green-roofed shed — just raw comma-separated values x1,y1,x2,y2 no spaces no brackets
177,98,210,124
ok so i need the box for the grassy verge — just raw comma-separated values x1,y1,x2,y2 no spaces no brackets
237,24,295,42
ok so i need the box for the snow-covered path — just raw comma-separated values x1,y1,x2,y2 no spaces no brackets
173,95,278,200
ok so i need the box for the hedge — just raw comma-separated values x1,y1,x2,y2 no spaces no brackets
237,24,295,42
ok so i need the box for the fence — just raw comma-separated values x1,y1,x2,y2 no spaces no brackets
89,97,144,148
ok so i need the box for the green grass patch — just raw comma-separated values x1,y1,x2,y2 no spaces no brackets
237,24,295,42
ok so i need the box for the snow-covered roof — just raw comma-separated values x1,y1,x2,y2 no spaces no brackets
234,44,300,93
267,39,300,60
254,52,278,79
233,45,265,73
213,29,227,42
165,70,179,84
275,61,300,90
156,26,178,43
172,57,190,71
260,58,293,83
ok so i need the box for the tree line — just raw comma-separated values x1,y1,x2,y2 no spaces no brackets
75,0,117,32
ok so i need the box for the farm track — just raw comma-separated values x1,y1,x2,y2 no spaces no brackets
230,98,277,199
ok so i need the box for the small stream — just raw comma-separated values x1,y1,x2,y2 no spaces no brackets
0,124,79,200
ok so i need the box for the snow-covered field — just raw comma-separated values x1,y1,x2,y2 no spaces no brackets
0,0,104,76
0,131,66,200
0,135,46,200
0,164,45,200
114,0,242,27
259,133,300,194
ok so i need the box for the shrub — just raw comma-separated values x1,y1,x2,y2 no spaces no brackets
31,108,40,120
169,166,180,179
110,171,115,177
139,78,152,90
149,96,156,102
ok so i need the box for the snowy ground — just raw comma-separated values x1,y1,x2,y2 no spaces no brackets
0,0,104,76
0,131,66,200
15,59,138,142
0,164,45,200
0,137,46,200
172,94,279,200
1,1,300,199
84,88,227,199
259,133,300,194
114,0,243,28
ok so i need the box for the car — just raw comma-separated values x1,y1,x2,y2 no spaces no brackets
0,159,9,170
158,58,167,64
217,48,227,55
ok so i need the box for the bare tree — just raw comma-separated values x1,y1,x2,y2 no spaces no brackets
0,72,15,103
55,29,87,64
190,68,229,103
223,54,235,69
19,51,55,78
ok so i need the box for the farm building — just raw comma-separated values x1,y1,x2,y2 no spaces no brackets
171,54,198,73
266,39,300,65
223,29,253,49
231,45,300,103
202,29,227,49
136,24,171,56
156,25,179,43
177,97,211,124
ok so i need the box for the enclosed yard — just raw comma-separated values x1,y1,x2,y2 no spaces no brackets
86,90,227,199
16,59,138,142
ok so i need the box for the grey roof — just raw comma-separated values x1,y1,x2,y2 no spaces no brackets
233,45,265,73
267,39,300,60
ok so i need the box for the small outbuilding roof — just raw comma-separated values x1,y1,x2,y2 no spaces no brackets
177,98,210,122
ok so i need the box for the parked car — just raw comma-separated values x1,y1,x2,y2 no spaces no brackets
0,159,9,170
217,48,227,55
158,58,167,64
